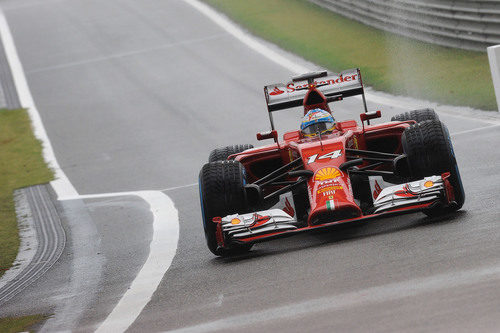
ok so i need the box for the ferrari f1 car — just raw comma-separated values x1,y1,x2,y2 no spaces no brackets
199,69,465,256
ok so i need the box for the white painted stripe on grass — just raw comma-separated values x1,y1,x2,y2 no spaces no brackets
94,191,179,333
0,9,78,199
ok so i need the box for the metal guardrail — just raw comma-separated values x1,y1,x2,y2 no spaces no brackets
309,0,500,51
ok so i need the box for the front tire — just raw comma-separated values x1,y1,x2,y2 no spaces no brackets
199,160,253,256
402,120,465,216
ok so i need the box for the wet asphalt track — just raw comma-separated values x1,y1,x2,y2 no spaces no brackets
1,0,500,331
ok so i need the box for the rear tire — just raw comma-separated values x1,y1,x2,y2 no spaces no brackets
199,160,253,256
391,108,438,123
402,120,465,216
209,144,254,162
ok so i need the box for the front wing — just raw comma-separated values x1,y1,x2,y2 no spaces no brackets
213,173,455,250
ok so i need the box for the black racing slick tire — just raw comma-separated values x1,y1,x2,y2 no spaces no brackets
208,144,254,162
198,160,253,256
402,120,465,216
391,108,439,123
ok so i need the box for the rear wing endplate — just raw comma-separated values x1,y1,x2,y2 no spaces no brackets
264,68,364,112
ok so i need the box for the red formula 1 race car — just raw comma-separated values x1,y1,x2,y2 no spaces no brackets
199,69,465,256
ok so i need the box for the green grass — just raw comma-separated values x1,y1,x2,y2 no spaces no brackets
205,0,496,110
0,109,53,278
0,314,47,333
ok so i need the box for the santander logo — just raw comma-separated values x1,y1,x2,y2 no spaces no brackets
269,87,285,95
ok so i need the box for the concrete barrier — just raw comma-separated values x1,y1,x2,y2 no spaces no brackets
309,0,500,52
488,45,500,111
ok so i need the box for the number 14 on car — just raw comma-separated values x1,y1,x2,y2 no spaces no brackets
307,149,342,164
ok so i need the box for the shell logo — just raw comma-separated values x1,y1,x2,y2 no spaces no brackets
314,167,342,181
424,181,434,188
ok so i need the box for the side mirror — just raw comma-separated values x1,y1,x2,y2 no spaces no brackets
257,130,278,142
360,110,381,122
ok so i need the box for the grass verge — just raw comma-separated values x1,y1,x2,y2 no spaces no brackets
205,0,496,110
0,108,53,279
0,315,47,333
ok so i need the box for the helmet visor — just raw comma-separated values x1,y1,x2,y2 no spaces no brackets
302,120,334,136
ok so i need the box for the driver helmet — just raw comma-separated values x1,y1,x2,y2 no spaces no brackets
300,108,336,137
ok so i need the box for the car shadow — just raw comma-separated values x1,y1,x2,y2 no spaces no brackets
213,210,467,264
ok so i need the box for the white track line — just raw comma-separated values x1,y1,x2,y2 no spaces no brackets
183,0,500,126
1,0,493,330
94,191,179,333
451,124,500,137
28,33,226,75
161,182,198,192
0,5,77,302
0,9,78,199
166,262,500,333
57,182,198,202
182,0,309,74
0,8,180,333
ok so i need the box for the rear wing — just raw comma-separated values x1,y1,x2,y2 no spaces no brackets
264,68,364,112
263,68,369,130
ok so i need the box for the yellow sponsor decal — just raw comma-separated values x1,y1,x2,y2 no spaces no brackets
315,167,342,181
317,185,343,194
